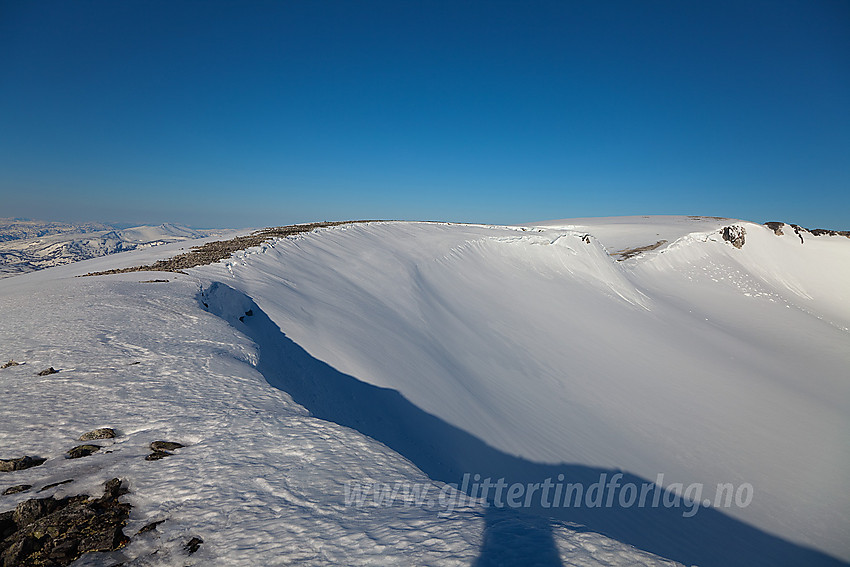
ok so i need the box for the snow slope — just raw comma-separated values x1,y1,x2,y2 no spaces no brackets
0,227,684,567
198,218,850,565
1,217,848,566
533,215,735,254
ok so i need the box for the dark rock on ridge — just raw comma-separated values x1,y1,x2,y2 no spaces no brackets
0,457,46,473
721,225,746,249
66,446,100,460
0,478,130,567
149,441,183,452
78,429,115,442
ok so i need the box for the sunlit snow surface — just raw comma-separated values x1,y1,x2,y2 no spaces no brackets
1,217,848,566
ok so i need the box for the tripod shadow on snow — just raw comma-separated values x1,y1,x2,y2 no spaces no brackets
202,283,846,567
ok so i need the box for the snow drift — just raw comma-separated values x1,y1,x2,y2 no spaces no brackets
199,218,850,565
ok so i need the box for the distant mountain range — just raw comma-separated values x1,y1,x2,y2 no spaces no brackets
0,218,221,278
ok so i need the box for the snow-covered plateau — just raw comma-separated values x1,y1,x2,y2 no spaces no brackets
0,216,848,566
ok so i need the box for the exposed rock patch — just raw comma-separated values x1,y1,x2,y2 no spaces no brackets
764,221,784,235
79,429,115,442
810,228,850,237
2,486,31,496
149,441,183,452
0,457,46,473
144,441,184,461
765,221,850,241
143,451,171,461
66,446,100,460
0,478,130,567
610,240,667,261
0,361,19,370
135,520,164,535
184,536,203,554
789,224,807,244
36,368,57,376
721,225,746,249
81,220,383,276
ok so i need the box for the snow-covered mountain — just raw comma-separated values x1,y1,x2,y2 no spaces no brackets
0,218,118,242
0,217,847,566
0,219,221,278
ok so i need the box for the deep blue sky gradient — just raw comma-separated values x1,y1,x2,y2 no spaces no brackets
1,1,848,228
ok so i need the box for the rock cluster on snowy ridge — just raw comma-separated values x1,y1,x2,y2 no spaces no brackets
721,225,746,248
80,220,380,276
0,422,202,565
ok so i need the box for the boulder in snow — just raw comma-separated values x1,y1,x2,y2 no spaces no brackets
721,225,746,248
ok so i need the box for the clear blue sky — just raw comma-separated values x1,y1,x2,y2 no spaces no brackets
2,1,848,228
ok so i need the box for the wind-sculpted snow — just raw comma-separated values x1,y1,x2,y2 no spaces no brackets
0,229,686,566
1,217,848,566
201,280,845,567
198,219,850,565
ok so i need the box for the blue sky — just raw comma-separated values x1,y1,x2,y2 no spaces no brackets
2,1,848,228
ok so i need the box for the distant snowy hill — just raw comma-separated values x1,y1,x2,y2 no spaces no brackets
0,218,116,242
1,217,847,566
0,219,221,278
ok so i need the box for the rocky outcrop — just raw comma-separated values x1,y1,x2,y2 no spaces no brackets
789,224,807,244
610,240,667,261
184,536,203,554
810,228,850,237
0,478,130,566
66,446,100,460
765,221,850,242
149,441,183,452
135,520,164,535
78,429,115,442
81,220,383,276
145,441,184,461
721,226,746,249
764,221,784,235
36,368,57,376
1,433,200,564
0,457,46,473
144,451,171,461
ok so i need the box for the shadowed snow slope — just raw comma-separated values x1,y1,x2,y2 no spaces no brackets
197,218,849,565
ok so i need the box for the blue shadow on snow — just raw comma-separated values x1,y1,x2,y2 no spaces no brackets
201,282,846,567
